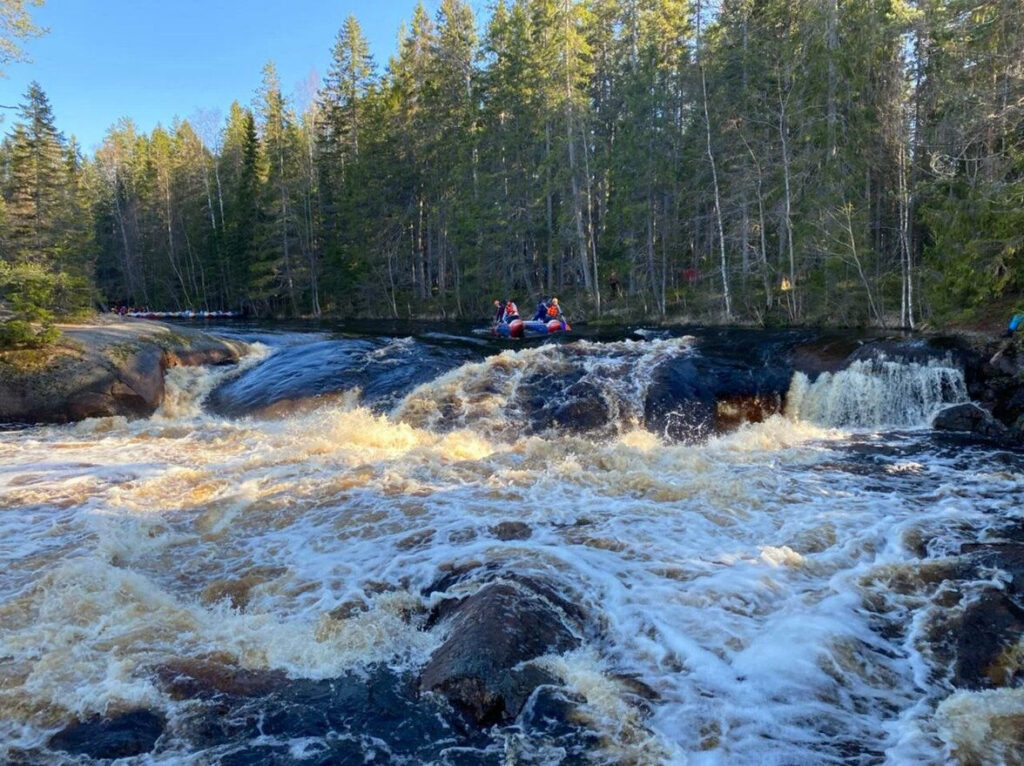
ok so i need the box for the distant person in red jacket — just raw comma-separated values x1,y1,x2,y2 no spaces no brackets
502,299,520,323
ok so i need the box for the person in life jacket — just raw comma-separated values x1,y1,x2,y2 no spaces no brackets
493,299,507,324
502,299,520,323
532,299,549,321
992,310,1024,363
1004,312,1024,337
546,297,563,319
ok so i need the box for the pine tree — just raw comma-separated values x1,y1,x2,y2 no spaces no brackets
1,82,94,345
253,62,303,316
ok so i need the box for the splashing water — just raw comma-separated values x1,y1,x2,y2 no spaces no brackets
785,356,968,428
0,330,1020,764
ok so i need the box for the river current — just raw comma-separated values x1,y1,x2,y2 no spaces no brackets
1,324,1022,765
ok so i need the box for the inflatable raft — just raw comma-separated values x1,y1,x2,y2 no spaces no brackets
493,318,571,339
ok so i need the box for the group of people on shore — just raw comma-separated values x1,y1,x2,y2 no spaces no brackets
492,296,565,325
109,305,241,319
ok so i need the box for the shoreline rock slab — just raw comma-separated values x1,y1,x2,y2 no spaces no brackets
0,318,245,424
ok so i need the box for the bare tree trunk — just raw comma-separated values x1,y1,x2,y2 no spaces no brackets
566,111,593,296
825,0,838,160
580,114,601,315
280,184,298,316
840,205,882,325
778,82,797,320
164,184,191,308
700,65,731,320
545,121,554,294
898,138,914,329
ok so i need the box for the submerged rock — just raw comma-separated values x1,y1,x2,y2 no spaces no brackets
960,543,1024,596
156,658,468,759
48,709,165,759
0,319,243,424
419,579,583,726
205,336,478,418
953,589,1024,689
491,521,533,541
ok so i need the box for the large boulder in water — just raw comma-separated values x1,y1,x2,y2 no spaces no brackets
0,319,242,424
205,336,478,418
419,579,583,726
643,346,791,442
932,403,1011,442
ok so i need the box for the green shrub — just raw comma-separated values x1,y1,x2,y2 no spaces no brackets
0,319,59,349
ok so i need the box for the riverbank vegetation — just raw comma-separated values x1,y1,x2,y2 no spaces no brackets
1,0,1023,334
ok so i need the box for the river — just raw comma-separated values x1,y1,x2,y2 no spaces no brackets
1,323,1021,765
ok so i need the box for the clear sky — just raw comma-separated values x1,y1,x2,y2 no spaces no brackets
1,0,488,153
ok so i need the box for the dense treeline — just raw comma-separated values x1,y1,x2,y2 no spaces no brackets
2,0,1023,332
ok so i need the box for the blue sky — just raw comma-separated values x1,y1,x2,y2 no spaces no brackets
1,0,488,152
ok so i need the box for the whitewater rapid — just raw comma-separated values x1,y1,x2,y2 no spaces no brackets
1,330,1021,765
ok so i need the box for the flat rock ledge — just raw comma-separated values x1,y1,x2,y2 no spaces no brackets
0,318,245,424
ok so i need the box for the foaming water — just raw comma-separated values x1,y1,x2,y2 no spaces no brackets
1,335,1021,764
785,357,967,428
395,337,694,439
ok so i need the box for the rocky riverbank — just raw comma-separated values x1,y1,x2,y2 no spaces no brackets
932,331,1024,446
0,318,245,425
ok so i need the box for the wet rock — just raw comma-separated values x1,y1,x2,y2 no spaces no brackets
397,528,436,551
715,394,783,431
491,521,532,541
199,566,287,609
205,338,376,418
515,686,605,759
0,319,243,424
48,709,165,759
933,403,1011,442
643,355,715,442
419,580,582,726
513,368,613,435
205,337,476,418
549,382,611,432
643,351,791,441
953,588,1024,689
960,543,1024,596
164,661,469,761
787,336,864,376
157,658,289,699
952,333,1024,442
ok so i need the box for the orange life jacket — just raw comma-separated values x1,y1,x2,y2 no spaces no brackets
546,304,559,317
504,302,519,317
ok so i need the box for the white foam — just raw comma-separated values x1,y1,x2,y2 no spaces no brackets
0,343,1019,763
785,357,968,428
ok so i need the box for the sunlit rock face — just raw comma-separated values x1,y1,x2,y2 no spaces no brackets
0,321,242,424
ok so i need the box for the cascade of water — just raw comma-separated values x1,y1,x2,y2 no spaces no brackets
784,356,968,428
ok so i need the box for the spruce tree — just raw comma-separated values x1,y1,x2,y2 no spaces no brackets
1,83,94,346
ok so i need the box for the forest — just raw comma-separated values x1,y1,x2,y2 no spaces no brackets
1,0,1023,340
